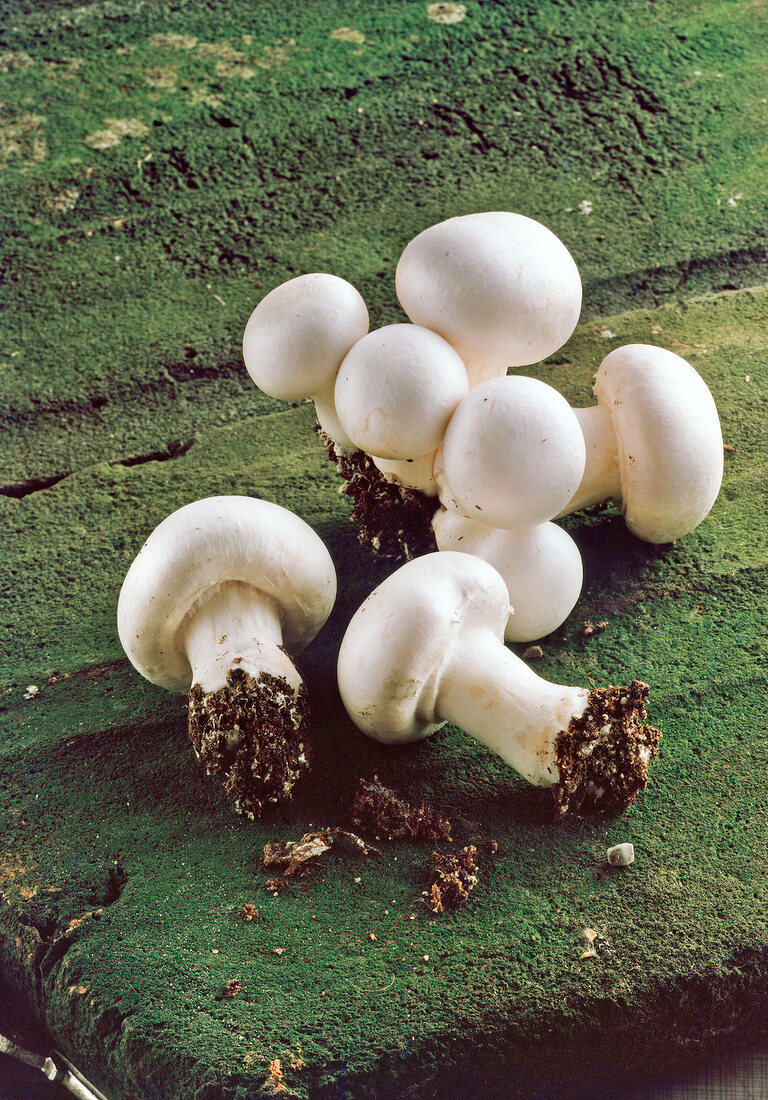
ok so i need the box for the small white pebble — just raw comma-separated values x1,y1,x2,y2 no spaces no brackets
607,842,635,867
578,199,593,215
23,685,40,699
423,955,429,962
354,876,361,884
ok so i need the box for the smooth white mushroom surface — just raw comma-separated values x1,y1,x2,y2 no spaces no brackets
338,552,660,815
437,375,586,530
558,344,724,543
432,510,583,643
242,272,369,449
118,496,337,818
395,211,582,385
334,323,469,494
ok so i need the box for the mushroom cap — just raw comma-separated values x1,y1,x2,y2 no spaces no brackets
595,344,724,543
395,211,582,379
118,496,337,692
439,375,586,529
337,551,510,744
432,512,583,642
242,273,369,402
334,323,469,459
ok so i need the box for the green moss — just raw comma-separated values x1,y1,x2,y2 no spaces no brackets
2,1,768,1096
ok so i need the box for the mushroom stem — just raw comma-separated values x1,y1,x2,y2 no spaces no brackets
557,404,621,516
312,386,357,455
436,635,659,814
182,581,311,819
371,451,439,495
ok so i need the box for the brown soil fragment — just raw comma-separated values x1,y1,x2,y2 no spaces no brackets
426,846,479,912
317,428,437,560
553,680,661,816
241,903,261,921
580,620,608,638
187,666,311,820
264,827,380,878
265,877,288,895
222,978,241,998
351,775,452,842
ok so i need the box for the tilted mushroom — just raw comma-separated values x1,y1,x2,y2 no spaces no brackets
337,553,661,816
431,511,583,643
118,496,337,818
396,211,582,386
557,344,724,542
431,374,586,640
334,323,469,494
242,272,369,452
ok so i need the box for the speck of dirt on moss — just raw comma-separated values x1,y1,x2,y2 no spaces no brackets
145,66,177,88
0,52,35,73
427,2,468,24
148,33,198,50
331,27,366,45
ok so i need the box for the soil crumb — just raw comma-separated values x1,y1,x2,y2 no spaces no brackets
264,827,380,878
554,680,661,816
426,846,479,912
188,666,311,820
352,775,452,842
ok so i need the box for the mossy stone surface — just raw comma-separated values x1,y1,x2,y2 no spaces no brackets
2,1,768,1097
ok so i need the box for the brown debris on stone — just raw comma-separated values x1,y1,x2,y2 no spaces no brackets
263,827,380,878
426,846,479,912
553,680,661,816
351,775,452,842
187,665,311,820
317,427,437,560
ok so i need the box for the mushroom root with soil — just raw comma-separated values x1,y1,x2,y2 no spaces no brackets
337,552,661,816
557,343,724,542
117,496,337,818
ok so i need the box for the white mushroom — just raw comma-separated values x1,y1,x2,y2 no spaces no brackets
558,344,724,542
334,323,469,494
395,211,582,386
242,272,369,451
338,552,660,816
117,496,337,818
436,375,587,529
431,510,583,643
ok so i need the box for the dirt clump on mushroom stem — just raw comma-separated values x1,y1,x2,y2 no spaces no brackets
553,680,661,816
188,665,311,819
317,427,436,559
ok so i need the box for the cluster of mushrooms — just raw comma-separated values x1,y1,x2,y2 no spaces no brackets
118,212,724,820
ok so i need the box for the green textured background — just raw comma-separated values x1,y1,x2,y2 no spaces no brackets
1,1,767,1097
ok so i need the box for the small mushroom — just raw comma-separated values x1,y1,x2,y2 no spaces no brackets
558,344,724,542
242,272,369,452
395,211,582,386
337,552,660,815
117,496,337,818
436,375,586,529
431,511,583,643
334,323,469,494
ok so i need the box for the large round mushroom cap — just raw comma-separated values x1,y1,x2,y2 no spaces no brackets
432,512,584,643
242,273,369,401
395,211,582,380
337,551,509,744
118,496,337,692
334,323,469,459
595,345,724,543
440,375,586,530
